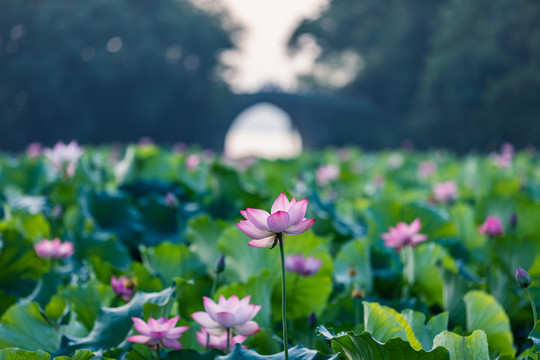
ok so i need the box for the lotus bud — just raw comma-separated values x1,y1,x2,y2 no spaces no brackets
165,192,179,209
307,312,317,329
509,212,517,229
515,267,532,288
216,254,226,274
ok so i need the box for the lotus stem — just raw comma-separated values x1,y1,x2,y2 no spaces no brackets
226,328,230,353
278,233,289,360
527,287,538,324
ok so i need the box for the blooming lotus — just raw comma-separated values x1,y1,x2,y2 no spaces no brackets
127,316,189,350
191,295,261,337
381,218,427,252
478,216,504,237
284,254,322,277
433,181,458,203
236,193,316,248
196,328,246,352
316,164,339,186
418,161,436,178
44,140,83,178
111,275,136,301
34,238,74,260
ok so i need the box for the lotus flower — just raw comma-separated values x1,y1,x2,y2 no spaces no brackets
186,154,201,170
34,238,74,260
237,193,316,248
111,275,136,301
478,216,504,237
196,328,246,352
433,181,458,203
44,141,83,178
381,218,428,252
418,161,436,178
127,316,189,350
316,164,339,186
26,142,42,158
191,295,261,337
284,254,322,276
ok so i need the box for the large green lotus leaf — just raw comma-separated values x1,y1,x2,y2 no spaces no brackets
271,232,333,320
0,302,61,353
162,349,222,360
464,290,514,356
411,243,454,306
529,258,540,307
137,196,179,246
15,213,51,242
401,310,448,351
440,268,468,328
80,191,142,248
185,215,228,277
174,277,212,320
216,344,337,360
140,242,206,286
0,228,48,297
54,350,96,360
320,327,449,360
432,330,489,360
363,301,422,350
529,320,540,355
217,226,279,284
271,268,333,321
72,232,131,271
449,204,486,250
131,262,163,293
333,238,372,292
57,279,114,332
217,270,278,330
0,289,16,318
0,348,51,360
490,233,538,282
66,287,174,352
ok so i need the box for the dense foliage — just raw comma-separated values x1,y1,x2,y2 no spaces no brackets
0,0,234,150
0,143,539,359
289,0,540,151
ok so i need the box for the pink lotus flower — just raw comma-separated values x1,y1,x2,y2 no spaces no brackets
111,275,135,301
196,328,246,352
191,295,261,337
34,238,74,260
44,141,83,178
433,181,458,203
316,164,340,186
237,193,316,248
127,316,189,350
284,254,322,276
26,142,42,158
381,218,428,252
478,216,504,237
418,161,436,178
186,154,201,170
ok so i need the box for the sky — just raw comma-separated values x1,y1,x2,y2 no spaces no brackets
217,0,329,93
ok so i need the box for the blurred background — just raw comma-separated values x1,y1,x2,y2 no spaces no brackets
1,0,540,156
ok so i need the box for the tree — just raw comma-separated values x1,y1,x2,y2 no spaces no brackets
0,0,235,150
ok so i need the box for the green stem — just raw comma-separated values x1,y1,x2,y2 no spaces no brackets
354,299,360,329
206,272,221,350
527,287,538,324
226,328,230,353
278,233,289,360
211,272,220,298
156,344,161,360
